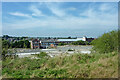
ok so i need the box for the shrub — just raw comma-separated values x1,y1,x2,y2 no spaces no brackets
71,40,89,45
91,30,118,53
58,43,67,46
2,40,10,48
68,49,74,51
33,52,48,58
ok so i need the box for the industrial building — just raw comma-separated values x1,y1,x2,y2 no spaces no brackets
29,36,94,49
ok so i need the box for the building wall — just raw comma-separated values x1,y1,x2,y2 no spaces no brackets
29,40,41,49
29,41,33,49
57,37,87,42
41,42,56,48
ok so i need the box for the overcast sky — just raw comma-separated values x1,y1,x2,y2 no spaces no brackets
2,2,118,38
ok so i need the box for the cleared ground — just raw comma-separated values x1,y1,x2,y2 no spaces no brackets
9,45,93,58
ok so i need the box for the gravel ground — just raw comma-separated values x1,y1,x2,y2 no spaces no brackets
9,45,93,58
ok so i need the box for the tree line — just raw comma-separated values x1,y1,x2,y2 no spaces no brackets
58,40,90,46
2,40,30,49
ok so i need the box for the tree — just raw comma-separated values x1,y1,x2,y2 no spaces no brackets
24,40,30,48
58,43,67,46
11,40,30,48
2,40,10,48
3,35,10,39
11,41,18,48
18,41,24,48
71,40,87,45
2,48,8,60
91,30,118,53
2,40,9,60
68,36,71,39
48,37,51,39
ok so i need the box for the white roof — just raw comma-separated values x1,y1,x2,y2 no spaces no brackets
58,38,84,42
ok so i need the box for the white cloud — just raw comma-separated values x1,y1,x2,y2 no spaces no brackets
9,12,31,17
29,5,45,17
79,8,96,18
45,3,66,17
3,11,118,30
99,4,108,11
99,3,117,12
5,3,118,32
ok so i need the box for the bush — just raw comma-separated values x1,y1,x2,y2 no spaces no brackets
91,30,118,53
58,43,67,46
11,40,30,48
2,40,10,48
68,49,74,51
71,40,89,45
33,52,48,58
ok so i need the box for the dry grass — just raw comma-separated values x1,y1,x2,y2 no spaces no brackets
2,52,118,78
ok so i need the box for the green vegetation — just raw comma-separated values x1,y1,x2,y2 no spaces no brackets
11,40,30,48
2,40,30,49
58,43,67,46
71,40,90,45
2,40,10,48
2,51,118,78
2,39,30,60
58,40,90,46
0,38,2,58
91,30,118,53
31,52,49,58
3,35,28,40
68,49,75,51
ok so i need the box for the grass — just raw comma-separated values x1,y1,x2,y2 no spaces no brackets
2,51,118,78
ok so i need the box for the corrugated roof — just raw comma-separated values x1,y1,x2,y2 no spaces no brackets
41,39,57,42
57,38,84,42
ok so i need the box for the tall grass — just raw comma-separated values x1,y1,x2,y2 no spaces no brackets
2,51,118,78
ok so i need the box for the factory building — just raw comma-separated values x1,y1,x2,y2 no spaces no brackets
29,36,94,49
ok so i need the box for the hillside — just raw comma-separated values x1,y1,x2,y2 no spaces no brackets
2,51,118,78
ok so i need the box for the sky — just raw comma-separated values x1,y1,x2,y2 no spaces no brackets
2,2,118,38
